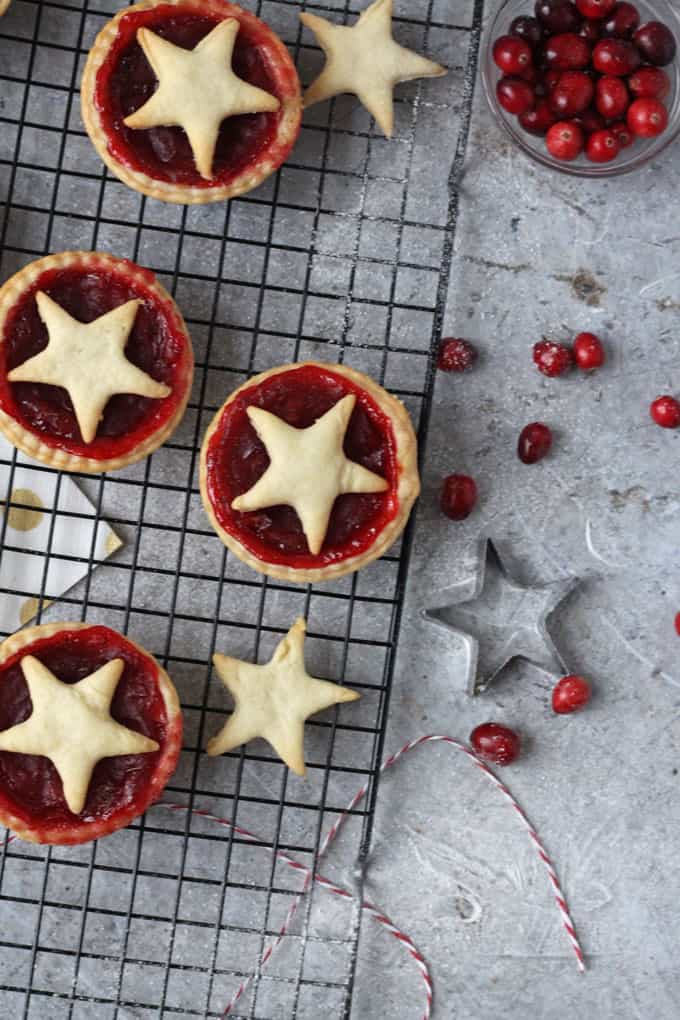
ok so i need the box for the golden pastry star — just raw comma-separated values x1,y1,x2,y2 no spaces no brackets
0,656,159,815
207,618,359,775
123,19,280,181
300,0,446,137
7,292,170,444
231,394,389,556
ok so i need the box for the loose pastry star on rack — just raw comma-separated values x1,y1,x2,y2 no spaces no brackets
300,0,446,137
123,19,280,180
8,292,170,443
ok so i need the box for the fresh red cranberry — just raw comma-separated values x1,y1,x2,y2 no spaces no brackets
470,723,521,765
535,0,582,33
634,21,677,66
577,107,606,132
440,474,477,520
533,338,574,375
579,19,601,42
629,67,671,100
510,15,544,48
576,0,616,18
518,422,553,463
550,70,595,115
595,75,630,118
552,675,592,714
497,77,536,115
586,127,620,161
627,97,669,137
610,120,633,147
675,612,680,636
592,37,641,74
602,2,640,38
520,97,558,134
437,337,477,372
573,331,605,370
546,120,585,159
545,32,592,69
493,35,534,74
650,395,680,429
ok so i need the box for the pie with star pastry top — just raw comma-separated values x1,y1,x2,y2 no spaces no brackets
0,251,193,472
200,362,420,583
0,623,182,845
81,0,302,204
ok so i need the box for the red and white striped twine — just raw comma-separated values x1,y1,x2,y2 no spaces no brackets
158,733,585,1017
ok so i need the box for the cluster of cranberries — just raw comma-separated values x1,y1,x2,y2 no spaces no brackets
492,1,677,164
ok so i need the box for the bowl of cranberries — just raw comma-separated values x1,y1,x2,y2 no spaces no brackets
483,0,680,175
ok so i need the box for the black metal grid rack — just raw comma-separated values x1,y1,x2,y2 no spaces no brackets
0,0,484,1015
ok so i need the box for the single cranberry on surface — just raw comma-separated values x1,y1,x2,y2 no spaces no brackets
470,723,521,766
592,37,641,74
510,15,544,48
520,98,558,134
576,0,616,19
586,127,620,161
497,76,536,115
650,395,680,429
535,0,582,33
545,32,592,69
627,97,669,138
437,337,477,372
546,119,585,159
577,107,606,132
629,66,671,100
550,70,595,115
573,331,605,370
602,2,640,38
440,474,477,520
493,35,533,74
533,338,574,375
634,21,677,66
595,75,629,118
610,120,633,147
552,675,592,714
518,422,553,464
675,612,680,636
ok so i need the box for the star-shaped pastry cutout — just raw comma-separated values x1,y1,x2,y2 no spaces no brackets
232,394,389,556
123,20,280,181
7,292,171,444
424,539,577,695
0,656,159,814
300,0,446,137
207,618,360,774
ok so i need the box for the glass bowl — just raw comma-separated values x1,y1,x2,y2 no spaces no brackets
481,0,680,176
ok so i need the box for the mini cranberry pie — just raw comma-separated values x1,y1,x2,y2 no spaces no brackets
0,251,193,472
81,0,302,204
0,622,182,845
200,362,420,582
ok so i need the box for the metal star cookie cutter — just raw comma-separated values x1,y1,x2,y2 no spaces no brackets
422,536,578,696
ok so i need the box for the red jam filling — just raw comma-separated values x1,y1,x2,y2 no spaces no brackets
0,264,192,459
95,6,295,187
0,627,172,831
205,365,400,569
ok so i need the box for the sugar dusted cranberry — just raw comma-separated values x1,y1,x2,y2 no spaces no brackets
546,119,584,159
510,15,544,48
493,35,533,74
520,97,558,134
576,0,616,19
629,66,671,100
579,20,601,42
437,337,477,372
593,37,641,74
650,395,680,429
440,474,477,520
602,2,640,38
518,422,553,463
586,127,620,161
533,338,574,375
634,21,677,66
535,0,581,34
595,75,629,118
497,77,535,115
470,723,521,766
578,107,606,132
550,70,595,115
552,675,592,714
545,32,591,69
610,121,633,147
573,331,605,369
627,97,669,138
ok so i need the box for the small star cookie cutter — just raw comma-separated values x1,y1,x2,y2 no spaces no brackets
423,536,578,696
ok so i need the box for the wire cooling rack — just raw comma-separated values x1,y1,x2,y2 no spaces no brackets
0,0,484,1015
